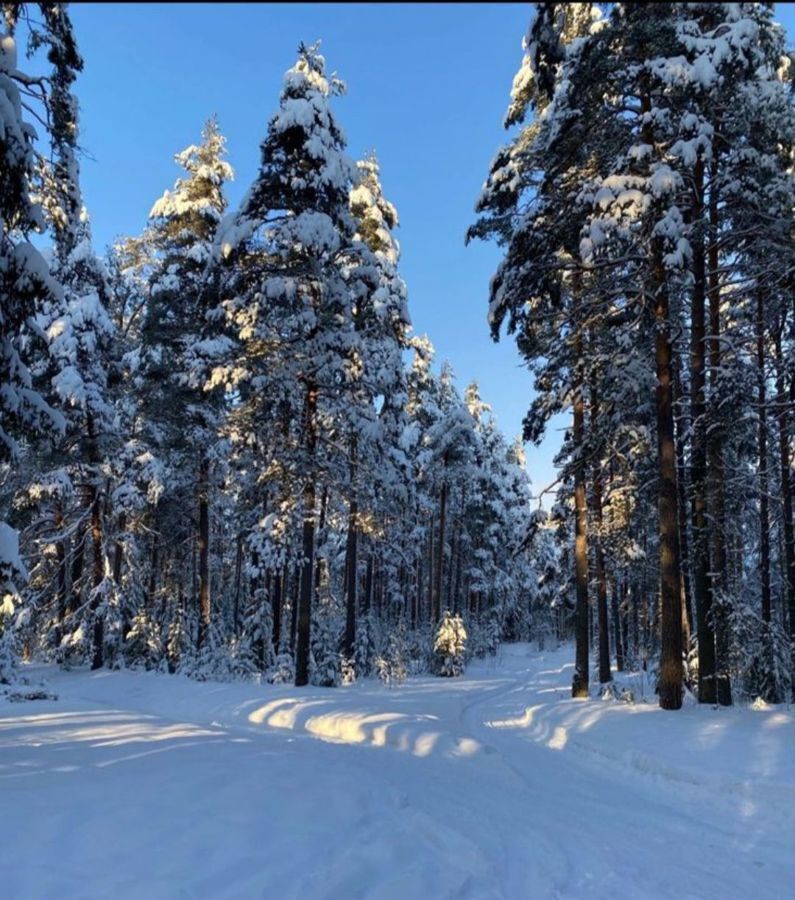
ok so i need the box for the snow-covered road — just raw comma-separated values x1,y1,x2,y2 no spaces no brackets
2,644,792,900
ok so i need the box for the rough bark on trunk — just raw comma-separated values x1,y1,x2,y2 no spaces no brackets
343,436,358,660
314,485,329,593
774,325,795,700
54,501,68,638
363,551,374,618
295,381,318,687
757,292,771,625
87,415,105,671
589,381,611,684
289,568,299,653
708,158,731,707
343,497,358,659
271,570,283,653
113,512,127,639
69,501,86,618
90,485,104,670
612,579,624,672
426,514,434,623
413,552,422,630
690,156,716,704
233,532,243,636
197,456,211,650
672,355,693,645
653,254,683,710
433,468,448,624
572,335,590,698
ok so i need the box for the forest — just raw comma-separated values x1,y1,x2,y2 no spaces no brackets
1,4,793,705
1,4,793,899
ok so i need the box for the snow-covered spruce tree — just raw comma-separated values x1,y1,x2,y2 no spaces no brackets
474,2,795,708
134,117,233,657
211,43,367,687
341,152,411,672
0,6,87,673
23,210,115,669
433,609,467,677
469,3,610,699
26,2,118,670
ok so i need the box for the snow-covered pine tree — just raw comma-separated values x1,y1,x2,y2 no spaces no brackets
135,117,234,655
341,153,411,668
433,609,467,677
0,6,101,675
474,1,795,708
469,3,606,699
211,43,366,686
27,2,117,670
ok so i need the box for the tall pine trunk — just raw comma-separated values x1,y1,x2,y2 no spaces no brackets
54,501,68,641
343,435,358,659
590,381,611,684
433,471,448,624
113,512,127,640
653,253,683,710
774,324,795,700
197,456,211,649
690,156,716,703
295,382,318,687
271,569,283,653
89,484,104,669
87,415,105,670
343,496,358,660
611,579,624,672
756,291,771,625
672,356,693,645
572,334,590,698
708,158,731,706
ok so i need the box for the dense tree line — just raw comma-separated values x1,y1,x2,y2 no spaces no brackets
471,2,794,707
1,8,557,687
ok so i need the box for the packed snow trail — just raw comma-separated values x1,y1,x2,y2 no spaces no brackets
1,645,792,900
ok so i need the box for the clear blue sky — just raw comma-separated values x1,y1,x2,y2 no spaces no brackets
68,3,795,504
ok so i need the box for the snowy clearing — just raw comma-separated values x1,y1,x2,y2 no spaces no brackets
2,644,793,900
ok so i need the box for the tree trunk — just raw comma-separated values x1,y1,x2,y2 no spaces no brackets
146,534,158,611
69,500,86,618
343,434,358,660
197,456,211,650
343,497,358,660
653,253,683,710
112,512,127,639
54,501,68,638
314,485,329,593
271,570,282,653
233,532,243,636
612,579,624,672
689,155,716,704
433,469,448,624
363,550,374,618
413,551,422,630
90,484,104,670
589,381,611,684
708,159,731,707
774,324,795,700
672,354,693,645
426,513,434,623
295,381,318,687
757,291,772,625
86,414,105,671
289,568,299,653
572,334,590,698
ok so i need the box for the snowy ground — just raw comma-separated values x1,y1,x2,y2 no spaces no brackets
2,644,793,900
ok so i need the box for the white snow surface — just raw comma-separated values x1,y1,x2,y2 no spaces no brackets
1,643,792,900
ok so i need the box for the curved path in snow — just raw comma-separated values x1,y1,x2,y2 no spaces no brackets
1,643,792,899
